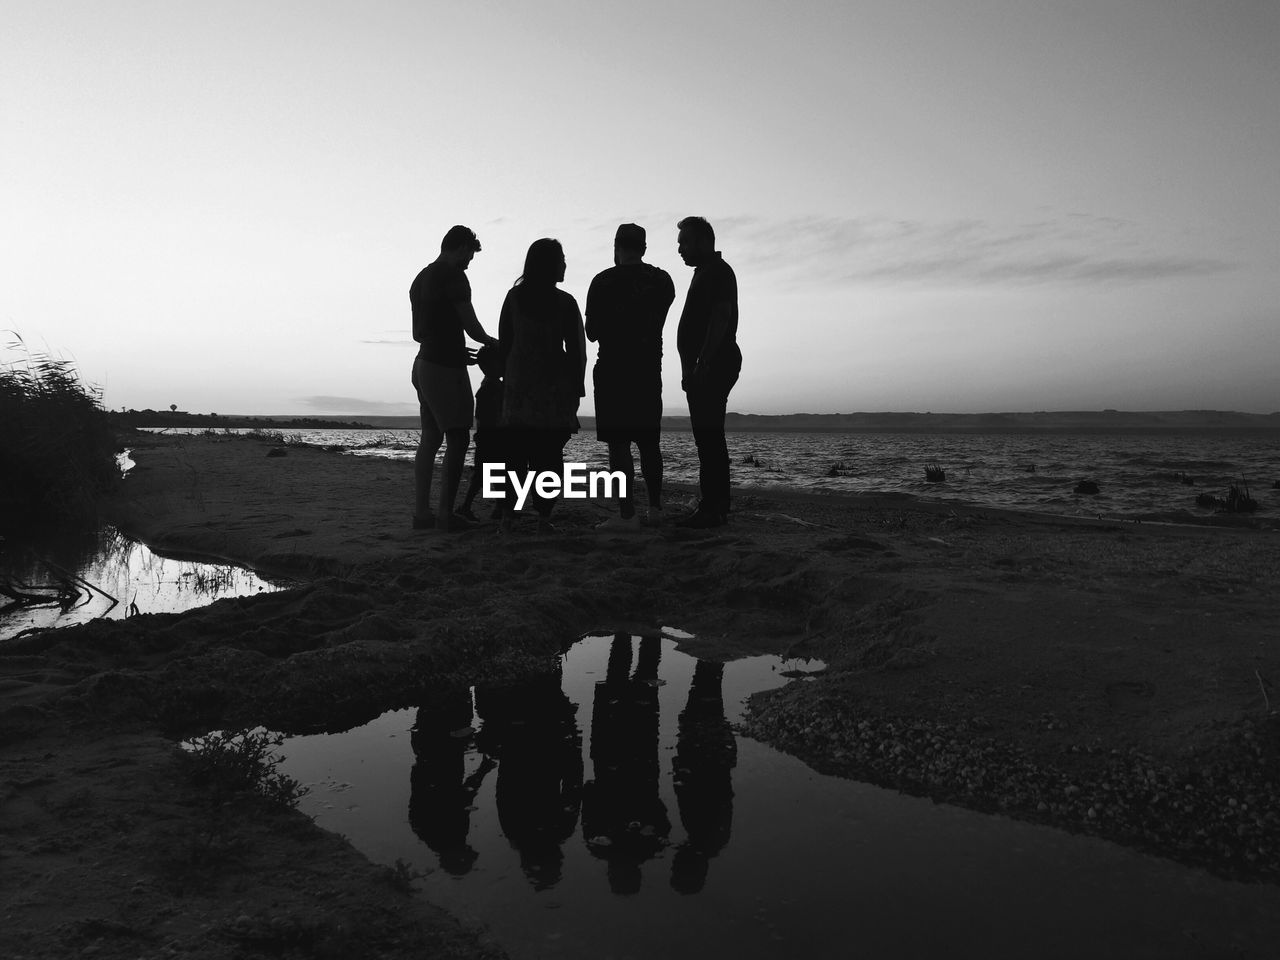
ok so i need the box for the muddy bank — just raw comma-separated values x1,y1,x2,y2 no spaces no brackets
4,431,1280,957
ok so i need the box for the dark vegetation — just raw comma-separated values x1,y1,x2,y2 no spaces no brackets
1,335,120,531
110,409,374,429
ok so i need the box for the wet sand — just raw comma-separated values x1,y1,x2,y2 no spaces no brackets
3,431,1279,958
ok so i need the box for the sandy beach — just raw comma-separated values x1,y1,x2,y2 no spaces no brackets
4,430,1280,958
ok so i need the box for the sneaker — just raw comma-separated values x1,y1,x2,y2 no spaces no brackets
596,515,641,533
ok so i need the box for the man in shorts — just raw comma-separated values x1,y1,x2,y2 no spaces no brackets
585,223,675,530
410,225,498,531
675,216,741,529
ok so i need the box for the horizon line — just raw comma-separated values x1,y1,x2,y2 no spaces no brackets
116,407,1280,420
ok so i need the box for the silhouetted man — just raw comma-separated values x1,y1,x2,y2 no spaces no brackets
675,216,741,528
581,634,671,894
585,223,675,530
670,659,736,894
410,225,498,532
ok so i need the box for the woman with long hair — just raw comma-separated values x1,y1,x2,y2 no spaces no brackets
497,238,586,528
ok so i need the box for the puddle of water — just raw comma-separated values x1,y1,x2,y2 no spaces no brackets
0,525,281,640
278,634,1280,960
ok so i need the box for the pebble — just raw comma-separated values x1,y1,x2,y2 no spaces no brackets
743,699,1280,882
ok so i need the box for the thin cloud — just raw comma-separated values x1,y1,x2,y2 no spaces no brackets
297,396,417,415
360,330,412,346
722,214,1236,288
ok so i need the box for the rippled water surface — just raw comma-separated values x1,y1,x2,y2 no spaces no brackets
151,427,1280,519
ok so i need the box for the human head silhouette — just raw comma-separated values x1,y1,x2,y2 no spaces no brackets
676,216,715,267
440,225,480,269
474,344,503,379
519,237,566,286
441,225,481,253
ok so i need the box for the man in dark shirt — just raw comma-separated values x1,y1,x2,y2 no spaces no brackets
410,225,498,531
675,216,741,528
585,223,675,530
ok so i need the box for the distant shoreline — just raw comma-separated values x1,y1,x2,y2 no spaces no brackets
111,408,1280,434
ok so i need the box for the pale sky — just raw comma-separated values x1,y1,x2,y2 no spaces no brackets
4,0,1278,416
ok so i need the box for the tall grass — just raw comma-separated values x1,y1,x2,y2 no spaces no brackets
1,334,120,531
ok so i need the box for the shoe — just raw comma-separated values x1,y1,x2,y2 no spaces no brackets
596,515,641,533
454,505,479,522
412,513,436,530
675,508,726,529
644,506,664,527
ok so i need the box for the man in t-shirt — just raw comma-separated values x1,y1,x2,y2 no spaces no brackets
410,225,498,531
674,216,741,529
585,223,675,530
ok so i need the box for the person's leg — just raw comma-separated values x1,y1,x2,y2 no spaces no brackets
415,418,444,525
686,386,730,519
458,434,485,516
484,429,510,520
607,440,637,519
437,427,471,527
503,429,530,520
635,433,663,512
530,430,565,519
420,363,475,531
532,432,563,519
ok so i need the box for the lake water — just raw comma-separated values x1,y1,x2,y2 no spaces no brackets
0,525,281,641
149,427,1280,521
277,633,1280,960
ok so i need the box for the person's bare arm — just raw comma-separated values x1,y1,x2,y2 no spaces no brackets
458,299,498,347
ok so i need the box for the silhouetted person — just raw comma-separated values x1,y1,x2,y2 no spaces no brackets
410,225,498,532
674,216,741,528
581,634,671,895
407,690,493,876
670,659,736,894
474,668,583,890
456,344,508,522
497,238,586,530
586,223,675,531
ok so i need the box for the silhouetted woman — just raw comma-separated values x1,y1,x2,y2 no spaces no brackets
474,667,583,890
497,238,586,528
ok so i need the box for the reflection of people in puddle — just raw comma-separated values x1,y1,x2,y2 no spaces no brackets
582,633,671,895
474,665,583,890
670,659,736,894
408,690,493,876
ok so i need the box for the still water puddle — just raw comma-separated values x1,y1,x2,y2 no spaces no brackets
279,633,1280,960
0,525,281,640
